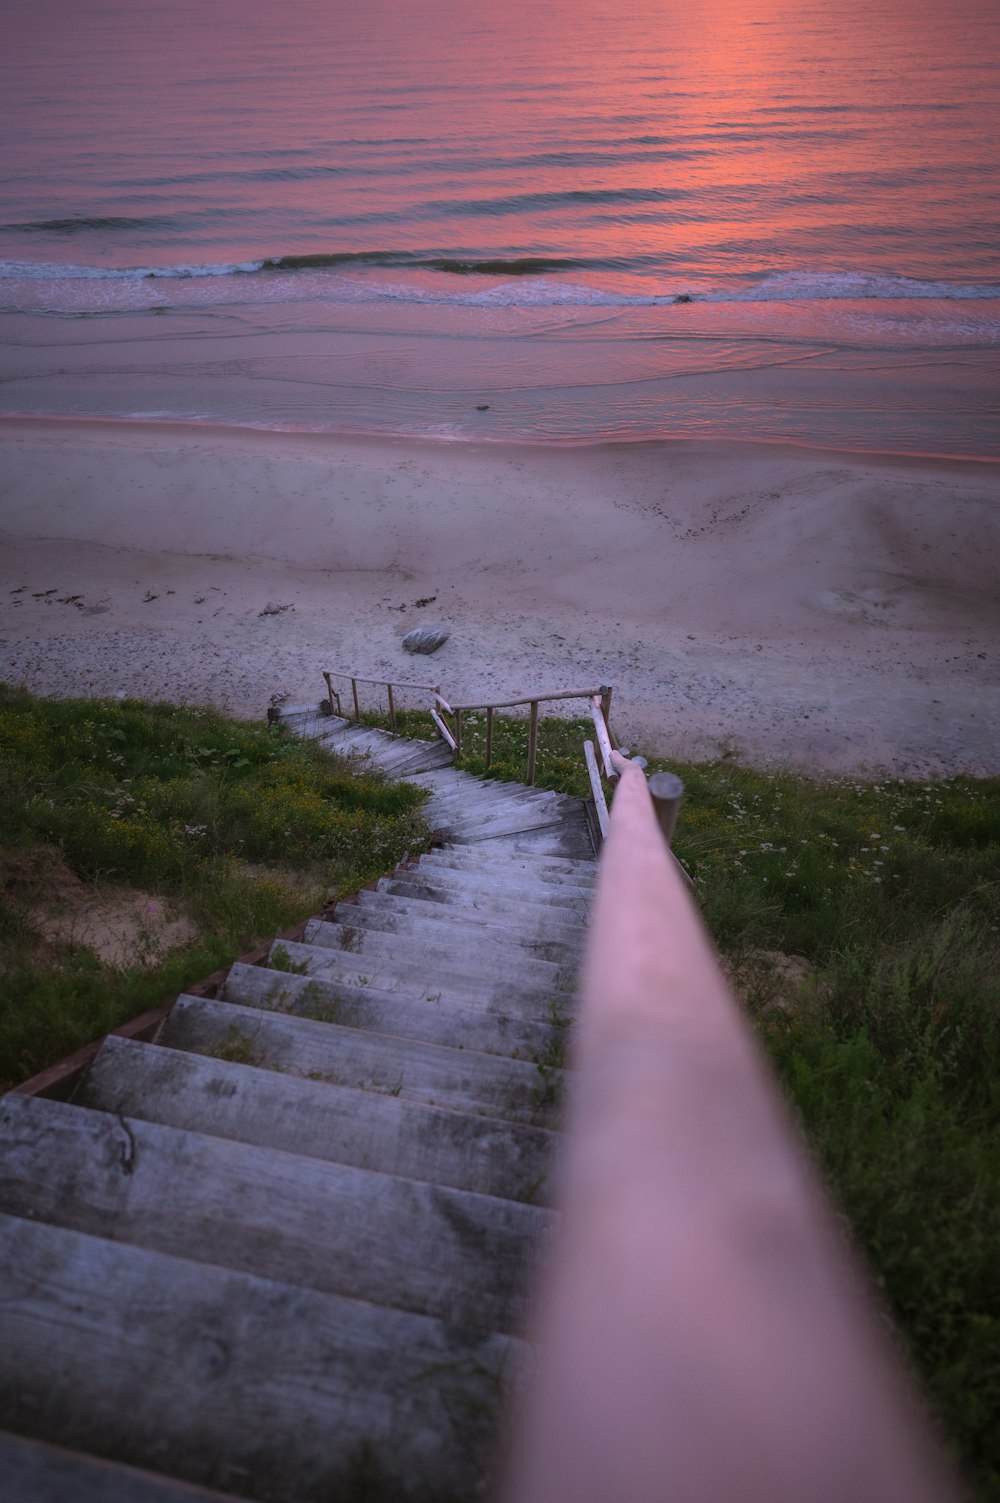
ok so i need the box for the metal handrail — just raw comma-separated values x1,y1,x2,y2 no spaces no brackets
503,757,959,1503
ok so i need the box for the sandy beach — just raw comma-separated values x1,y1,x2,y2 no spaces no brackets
1,416,997,778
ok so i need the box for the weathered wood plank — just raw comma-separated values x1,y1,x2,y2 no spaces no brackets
0,1212,520,1503
76,1037,560,1205
584,739,610,839
353,889,587,947
0,1095,552,1334
157,997,563,1126
266,938,573,1020
297,918,572,990
0,1430,250,1503
377,872,591,916
222,961,567,1058
322,904,583,963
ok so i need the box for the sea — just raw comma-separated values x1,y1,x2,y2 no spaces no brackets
2,0,998,458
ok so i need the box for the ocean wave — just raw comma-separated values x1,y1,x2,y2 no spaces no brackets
0,215,179,236
0,256,997,313
265,252,597,275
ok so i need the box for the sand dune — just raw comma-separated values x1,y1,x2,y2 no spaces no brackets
1,417,997,777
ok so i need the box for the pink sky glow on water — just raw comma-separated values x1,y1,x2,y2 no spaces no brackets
1,0,998,454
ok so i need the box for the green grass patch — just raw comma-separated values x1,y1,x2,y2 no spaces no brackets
0,685,428,1090
360,700,1000,1498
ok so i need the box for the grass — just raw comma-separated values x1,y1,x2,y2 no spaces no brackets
0,685,428,1090
361,700,1000,1499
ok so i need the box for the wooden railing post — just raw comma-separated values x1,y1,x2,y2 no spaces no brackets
322,672,336,716
590,696,615,779
583,740,609,839
648,770,683,846
350,677,360,722
454,708,463,758
527,700,539,786
599,684,614,745
386,682,396,734
485,706,494,768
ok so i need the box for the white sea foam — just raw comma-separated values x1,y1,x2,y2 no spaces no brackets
718,270,1000,303
1,258,998,320
0,258,267,281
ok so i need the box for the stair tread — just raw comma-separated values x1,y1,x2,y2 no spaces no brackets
77,1036,560,1205
378,874,590,917
268,938,576,1018
223,959,567,1058
353,887,587,944
0,1211,518,1503
158,996,564,1125
0,1094,550,1334
326,903,583,959
299,917,572,981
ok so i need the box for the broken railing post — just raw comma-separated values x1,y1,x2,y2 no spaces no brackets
648,769,684,847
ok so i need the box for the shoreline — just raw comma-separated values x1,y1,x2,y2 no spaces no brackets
2,416,998,780
2,412,999,471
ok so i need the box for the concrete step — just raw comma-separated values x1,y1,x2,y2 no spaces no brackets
267,938,574,1022
327,900,584,963
0,1094,551,1335
0,1430,252,1503
77,1036,560,1205
223,959,567,1060
299,918,574,990
377,872,591,920
0,1211,519,1502
158,997,564,1126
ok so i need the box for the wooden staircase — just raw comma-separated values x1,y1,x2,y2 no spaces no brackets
0,708,597,1501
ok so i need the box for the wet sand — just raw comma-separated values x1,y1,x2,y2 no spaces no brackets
1,417,998,777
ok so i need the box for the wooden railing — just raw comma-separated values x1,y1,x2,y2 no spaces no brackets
323,668,615,789
503,755,960,1503
321,668,455,741
437,685,613,787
